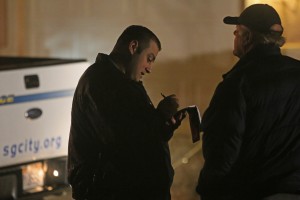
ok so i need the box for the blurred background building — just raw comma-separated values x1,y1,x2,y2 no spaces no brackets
0,0,299,199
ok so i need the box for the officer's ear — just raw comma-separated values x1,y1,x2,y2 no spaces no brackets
129,40,139,55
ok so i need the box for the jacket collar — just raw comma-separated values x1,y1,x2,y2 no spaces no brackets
95,53,111,64
223,44,281,79
95,53,144,85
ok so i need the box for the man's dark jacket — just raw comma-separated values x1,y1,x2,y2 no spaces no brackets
68,54,174,200
197,45,300,199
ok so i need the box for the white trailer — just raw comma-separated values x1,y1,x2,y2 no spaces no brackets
0,57,89,199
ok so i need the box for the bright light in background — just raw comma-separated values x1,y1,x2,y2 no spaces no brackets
245,0,298,7
244,0,299,15
243,0,300,59
244,0,300,17
53,170,59,177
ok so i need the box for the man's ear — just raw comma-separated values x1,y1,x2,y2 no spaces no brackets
129,40,139,55
243,31,253,46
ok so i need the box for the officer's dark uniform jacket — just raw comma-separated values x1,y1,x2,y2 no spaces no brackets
68,53,175,200
196,44,300,200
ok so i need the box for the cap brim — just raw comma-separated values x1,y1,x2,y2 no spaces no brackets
223,16,239,25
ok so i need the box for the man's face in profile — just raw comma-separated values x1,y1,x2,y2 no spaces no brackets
127,40,159,82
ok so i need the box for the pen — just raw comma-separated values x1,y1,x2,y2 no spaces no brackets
161,93,166,98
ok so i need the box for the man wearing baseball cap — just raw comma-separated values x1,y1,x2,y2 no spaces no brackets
196,4,300,200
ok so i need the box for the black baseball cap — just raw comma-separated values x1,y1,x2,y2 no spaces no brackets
223,4,283,35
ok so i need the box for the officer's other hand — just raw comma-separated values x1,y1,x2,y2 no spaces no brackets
171,110,187,129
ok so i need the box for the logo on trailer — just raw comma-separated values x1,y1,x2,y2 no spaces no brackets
0,95,15,105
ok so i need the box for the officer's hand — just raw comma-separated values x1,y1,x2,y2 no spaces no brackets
157,94,179,120
171,109,187,129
